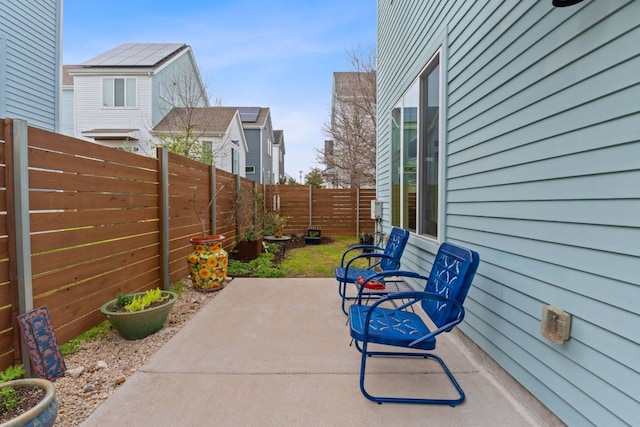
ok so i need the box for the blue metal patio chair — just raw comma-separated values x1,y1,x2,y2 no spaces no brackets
349,242,480,406
335,227,410,315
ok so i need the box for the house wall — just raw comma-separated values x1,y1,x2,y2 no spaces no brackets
152,50,207,126
74,73,154,155
0,0,62,131
377,1,640,426
213,114,247,177
244,128,261,181
61,86,74,136
262,114,275,184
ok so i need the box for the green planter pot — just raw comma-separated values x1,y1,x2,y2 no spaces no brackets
100,291,178,340
0,378,57,427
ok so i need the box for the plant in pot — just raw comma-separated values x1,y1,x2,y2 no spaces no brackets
100,288,178,340
186,186,228,291
265,211,287,238
0,365,57,426
235,226,263,261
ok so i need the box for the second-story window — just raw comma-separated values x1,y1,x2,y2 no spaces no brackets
103,78,136,107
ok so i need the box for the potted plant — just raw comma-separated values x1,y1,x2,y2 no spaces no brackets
0,365,57,426
235,226,263,261
266,211,287,238
100,288,178,340
186,186,228,291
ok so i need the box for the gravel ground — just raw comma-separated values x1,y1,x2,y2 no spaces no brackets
54,281,220,426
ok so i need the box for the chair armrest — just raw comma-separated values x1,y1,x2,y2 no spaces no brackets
361,290,465,348
355,270,428,300
344,252,399,273
339,245,384,266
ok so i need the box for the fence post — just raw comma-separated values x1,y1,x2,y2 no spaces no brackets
210,166,217,235
10,119,33,373
158,147,170,291
356,187,360,237
308,185,312,227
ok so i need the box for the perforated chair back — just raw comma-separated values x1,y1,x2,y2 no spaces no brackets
421,242,480,329
379,227,410,271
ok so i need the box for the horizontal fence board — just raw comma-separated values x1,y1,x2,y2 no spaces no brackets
29,190,158,211
28,169,158,194
28,147,159,183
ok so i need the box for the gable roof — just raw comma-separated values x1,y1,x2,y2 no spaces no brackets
234,107,270,127
154,107,239,134
82,43,188,67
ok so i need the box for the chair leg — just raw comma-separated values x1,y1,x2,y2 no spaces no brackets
358,341,465,406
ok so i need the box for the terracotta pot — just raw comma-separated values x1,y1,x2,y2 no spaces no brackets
100,291,178,340
0,378,57,427
186,235,228,291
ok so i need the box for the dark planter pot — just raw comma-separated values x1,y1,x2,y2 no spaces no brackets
0,378,57,427
304,236,321,245
236,238,263,260
100,291,178,340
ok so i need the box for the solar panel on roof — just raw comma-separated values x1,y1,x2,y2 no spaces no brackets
82,43,185,67
238,107,261,122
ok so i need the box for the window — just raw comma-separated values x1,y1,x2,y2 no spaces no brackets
103,78,136,107
390,52,441,239
232,148,239,174
246,166,255,174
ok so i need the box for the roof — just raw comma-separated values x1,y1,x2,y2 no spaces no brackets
233,107,270,127
154,107,239,133
333,71,375,98
81,43,188,67
62,65,81,86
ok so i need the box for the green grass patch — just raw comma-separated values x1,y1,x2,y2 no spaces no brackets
281,236,363,277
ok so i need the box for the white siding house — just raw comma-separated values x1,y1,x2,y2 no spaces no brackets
66,43,208,155
154,107,248,176
0,0,62,131
376,1,639,425
272,130,285,183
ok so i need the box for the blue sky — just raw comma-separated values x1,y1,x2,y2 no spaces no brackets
63,0,377,179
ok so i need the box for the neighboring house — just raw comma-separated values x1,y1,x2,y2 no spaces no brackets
153,107,248,176
0,0,62,131
272,130,285,183
61,65,79,136
322,71,376,189
237,107,275,184
65,43,208,155
376,1,639,426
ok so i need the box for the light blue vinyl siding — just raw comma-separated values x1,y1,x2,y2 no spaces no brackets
377,0,640,425
0,0,61,131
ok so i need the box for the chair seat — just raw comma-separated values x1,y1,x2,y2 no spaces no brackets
349,305,436,351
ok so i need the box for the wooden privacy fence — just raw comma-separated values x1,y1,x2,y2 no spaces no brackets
0,119,376,371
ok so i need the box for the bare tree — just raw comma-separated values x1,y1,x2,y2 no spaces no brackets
320,46,377,188
151,64,229,164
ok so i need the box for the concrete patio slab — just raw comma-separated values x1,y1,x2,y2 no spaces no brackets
81,278,551,426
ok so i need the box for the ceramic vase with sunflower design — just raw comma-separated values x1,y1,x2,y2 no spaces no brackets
187,235,228,291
